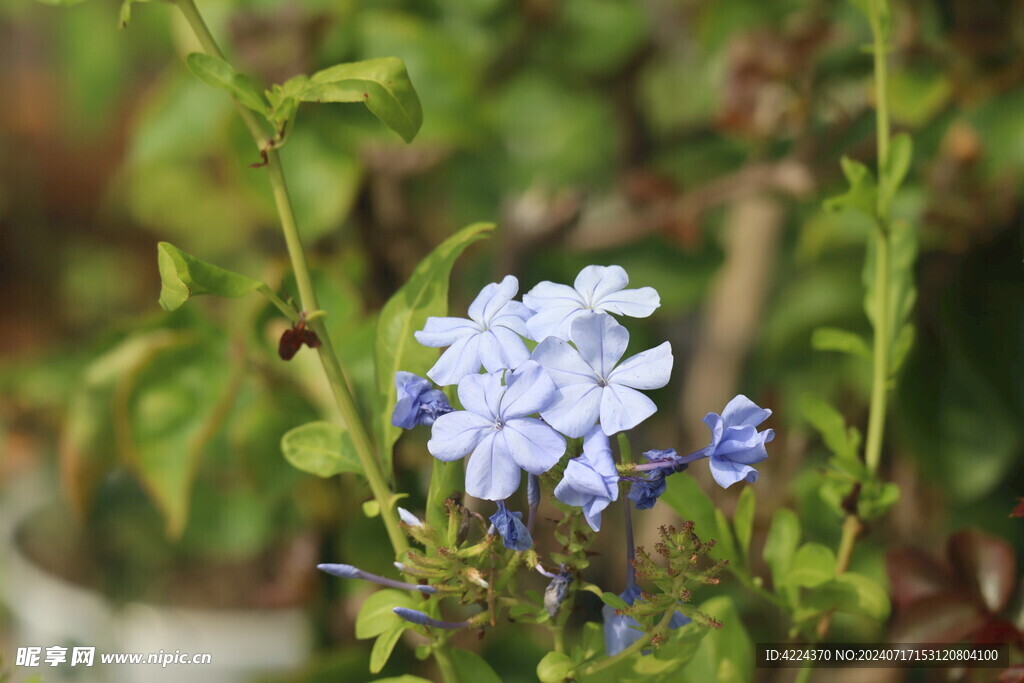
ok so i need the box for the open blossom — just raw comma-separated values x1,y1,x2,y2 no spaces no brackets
523,265,660,341
415,275,533,386
391,372,452,429
554,427,620,532
703,395,774,488
427,361,565,500
533,313,673,437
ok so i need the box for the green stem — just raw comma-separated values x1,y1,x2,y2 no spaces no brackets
863,0,892,476
171,0,408,558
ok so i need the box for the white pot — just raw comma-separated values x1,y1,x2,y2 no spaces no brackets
1,478,313,683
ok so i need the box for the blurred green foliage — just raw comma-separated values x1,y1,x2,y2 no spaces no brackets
2,0,1024,680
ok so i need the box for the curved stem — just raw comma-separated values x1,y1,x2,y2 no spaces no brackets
172,0,408,559
577,595,678,677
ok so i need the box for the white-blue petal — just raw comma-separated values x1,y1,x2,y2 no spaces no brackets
468,275,519,325
478,330,510,373
599,384,657,435
427,411,492,461
540,382,603,438
571,313,628,380
500,360,558,418
573,265,629,306
708,456,759,488
532,337,600,387
465,432,521,500
427,334,483,386
721,394,771,428
526,305,584,342
490,325,532,369
608,342,673,390
595,286,660,318
415,316,479,347
582,426,618,479
501,418,565,475
457,371,504,421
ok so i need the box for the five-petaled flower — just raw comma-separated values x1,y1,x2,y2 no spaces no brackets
702,394,774,488
523,265,660,341
391,372,452,429
427,361,566,500
533,313,673,437
554,427,620,531
415,275,534,386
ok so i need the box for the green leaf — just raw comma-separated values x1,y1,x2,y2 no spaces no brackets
803,572,890,621
537,652,574,682
34,0,87,5
863,219,918,364
355,589,416,640
370,625,406,674
280,421,363,478
681,597,753,683
784,543,837,587
763,508,800,594
185,53,270,116
714,508,742,575
124,334,231,537
300,57,423,143
858,480,900,520
733,487,755,560
824,156,877,218
600,592,629,610
375,677,432,683
879,133,912,213
811,327,871,360
450,648,502,683
661,474,718,548
374,222,494,475
425,458,463,531
118,0,147,27
362,500,381,518
156,242,264,311
800,394,861,462
889,323,915,376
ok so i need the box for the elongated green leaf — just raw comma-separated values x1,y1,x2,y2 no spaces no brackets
681,597,753,683
863,219,918,367
185,53,269,116
374,223,494,475
763,508,801,592
355,589,416,640
280,421,362,478
784,543,836,587
370,625,406,673
450,648,501,683
123,334,231,537
426,458,463,530
803,572,890,621
800,394,861,462
300,57,423,143
662,473,718,547
157,242,264,311
733,487,755,561
811,327,871,360
375,677,432,683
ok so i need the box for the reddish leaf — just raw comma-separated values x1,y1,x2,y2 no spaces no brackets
1011,498,1024,518
890,590,987,644
278,323,321,361
886,546,952,610
998,665,1024,683
970,617,1023,647
948,529,1017,614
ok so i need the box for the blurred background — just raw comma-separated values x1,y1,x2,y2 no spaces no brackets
1,0,1022,680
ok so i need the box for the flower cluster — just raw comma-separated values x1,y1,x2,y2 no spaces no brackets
390,266,774,550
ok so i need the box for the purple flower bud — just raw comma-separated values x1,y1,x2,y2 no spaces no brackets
628,448,688,510
392,372,453,429
317,563,436,594
392,608,473,630
489,501,533,551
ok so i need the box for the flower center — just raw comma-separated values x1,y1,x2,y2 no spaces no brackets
596,378,608,388
492,420,505,431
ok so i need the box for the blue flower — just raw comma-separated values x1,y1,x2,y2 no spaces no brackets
415,275,534,386
392,372,452,429
627,449,688,510
488,501,533,551
427,361,566,500
533,313,673,437
602,584,691,656
703,395,774,488
523,265,660,341
553,427,620,531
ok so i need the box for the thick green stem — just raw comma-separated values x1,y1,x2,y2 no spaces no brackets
171,0,408,558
